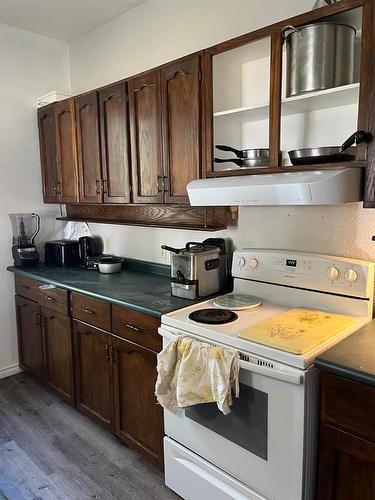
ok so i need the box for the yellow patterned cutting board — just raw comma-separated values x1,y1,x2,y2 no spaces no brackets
238,308,357,355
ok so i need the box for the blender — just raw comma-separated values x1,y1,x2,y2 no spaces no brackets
9,213,40,267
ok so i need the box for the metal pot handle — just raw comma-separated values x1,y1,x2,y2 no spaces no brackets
281,25,300,40
340,130,371,152
214,157,244,167
161,245,180,254
215,145,243,157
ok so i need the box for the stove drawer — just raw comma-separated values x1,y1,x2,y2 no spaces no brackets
164,437,264,500
112,305,161,352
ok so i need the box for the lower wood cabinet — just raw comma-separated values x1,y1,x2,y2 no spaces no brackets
15,277,164,469
318,424,375,500
317,372,375,500
15,294,75,403
112,336,163,467
42,308,74,404
15,296,44,380
73,321,114,430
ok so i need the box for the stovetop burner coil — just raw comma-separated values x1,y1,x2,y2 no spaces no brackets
188,308,238,325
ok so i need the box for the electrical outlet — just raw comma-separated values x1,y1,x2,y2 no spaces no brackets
104,237,112,252
160,247,167,259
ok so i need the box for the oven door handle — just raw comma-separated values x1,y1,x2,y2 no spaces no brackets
159,328,304,386
239,359,304,385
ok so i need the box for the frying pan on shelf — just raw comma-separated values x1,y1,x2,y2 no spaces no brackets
215,145,269,160
214,157,269,168
288,131,370,166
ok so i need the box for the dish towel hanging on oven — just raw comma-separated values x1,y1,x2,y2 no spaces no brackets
155,335,240,415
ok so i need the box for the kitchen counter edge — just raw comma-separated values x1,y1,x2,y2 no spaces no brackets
7,265,193,319
315,320,375,388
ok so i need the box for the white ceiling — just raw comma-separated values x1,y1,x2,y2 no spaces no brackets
0,0,148,41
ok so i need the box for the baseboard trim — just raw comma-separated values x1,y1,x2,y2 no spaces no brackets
0,364,22,380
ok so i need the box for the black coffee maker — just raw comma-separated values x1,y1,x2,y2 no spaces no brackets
9,213,40,267
79,236,102,268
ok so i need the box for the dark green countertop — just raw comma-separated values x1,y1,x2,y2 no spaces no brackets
7,261,196,318
315,320,375,387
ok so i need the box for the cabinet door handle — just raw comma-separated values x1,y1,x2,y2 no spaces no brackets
81,330,92,335
124,323,141,333
80,307,94,315
95,179,101,194
45,296,56,302
21,284,30,290
35,312,41,327
101,179,107,194
111,346,118,362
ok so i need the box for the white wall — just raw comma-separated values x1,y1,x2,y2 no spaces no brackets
70,0,313,93
0,22,69,376
69,0,375,266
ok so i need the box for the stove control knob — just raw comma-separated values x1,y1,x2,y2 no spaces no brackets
249,258,259,269
345,269,358,283
327,266,340,281
238,257,246,268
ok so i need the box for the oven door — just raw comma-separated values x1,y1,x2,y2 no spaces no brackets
160,327,311,500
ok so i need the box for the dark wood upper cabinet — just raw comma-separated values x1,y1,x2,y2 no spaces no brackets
128,70,164,203
15,296,44,380
99,83,131,204
112,336,163,467
73,320,114,430
42,307,74,405
161,54,202,204
55,99,79,203
38,104,59,203
75,92,102,204
35,1,375,209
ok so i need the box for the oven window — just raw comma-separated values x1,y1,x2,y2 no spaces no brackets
185,383,268,460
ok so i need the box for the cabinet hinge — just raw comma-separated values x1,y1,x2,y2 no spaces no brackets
163,176,170,193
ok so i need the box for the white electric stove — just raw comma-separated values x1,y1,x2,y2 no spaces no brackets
159,249,374,500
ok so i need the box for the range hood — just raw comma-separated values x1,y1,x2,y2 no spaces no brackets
187,168,362,206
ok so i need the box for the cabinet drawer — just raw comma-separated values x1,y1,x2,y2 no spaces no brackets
321,372,375,442
38,286,68,314
15,275,41,302
72,293,111,331
112,305,161,352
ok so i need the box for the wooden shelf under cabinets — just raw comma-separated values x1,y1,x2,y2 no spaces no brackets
58,204,228,231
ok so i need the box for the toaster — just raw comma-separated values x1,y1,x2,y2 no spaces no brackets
45,240,80,266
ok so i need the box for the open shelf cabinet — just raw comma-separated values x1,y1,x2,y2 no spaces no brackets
203,0,375,207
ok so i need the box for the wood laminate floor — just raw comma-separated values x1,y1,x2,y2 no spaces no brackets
0,373,178,500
